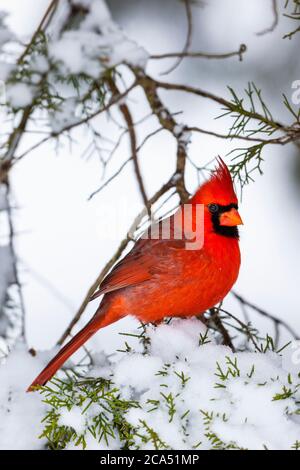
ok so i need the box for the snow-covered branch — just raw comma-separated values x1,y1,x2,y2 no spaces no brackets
1,320,300,450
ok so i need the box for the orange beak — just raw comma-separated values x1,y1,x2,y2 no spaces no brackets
219,208,243,227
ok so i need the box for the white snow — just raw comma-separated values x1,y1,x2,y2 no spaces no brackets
113,320,300,450
0,342,47,450
49,97,80,134
49,0,148,77
59,406,86,435
114,354,163,393
6,83,34,109
148,318,210,362
0,187,15,345
2,319,293,450
49,31,105,79
0,245,14,303
0,320,299,450
79,0,111,26
30,55,49,74
173,123,184,135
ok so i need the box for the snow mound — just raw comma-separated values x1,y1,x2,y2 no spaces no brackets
38,319,300,450
49,0,148,78
0,342,48,450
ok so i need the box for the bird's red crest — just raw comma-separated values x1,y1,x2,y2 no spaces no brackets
191,157,238,205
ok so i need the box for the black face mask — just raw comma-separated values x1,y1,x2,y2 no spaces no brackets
208,203,240,239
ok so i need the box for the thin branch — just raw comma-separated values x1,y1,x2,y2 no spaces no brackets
134,69,190,202
13,82,138,165
57,236,130,346
208,308,235,351
151,44,247,62
150,78,285,130
17,0,59,64
232,291,299,339
161,0,193,75
88,157,132,200
218,307,261,351
88,128,166,201
107,78,150,213
187,126,298,144
51,82,138,136
256,0,279,36
58,178,176,345
0,106,34,184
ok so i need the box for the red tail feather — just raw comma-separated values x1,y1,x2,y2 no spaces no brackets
27,316,104,391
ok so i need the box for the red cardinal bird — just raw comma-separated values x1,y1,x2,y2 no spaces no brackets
28,157,243,391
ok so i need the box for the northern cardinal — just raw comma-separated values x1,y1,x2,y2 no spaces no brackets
28,157,243,391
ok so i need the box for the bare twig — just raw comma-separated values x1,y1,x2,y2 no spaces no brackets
232,291,299,340
208,308,235,351
151,44,247,62
58,178,176,345
88,157,132,200
12,82,138,165
161,0,193,75
187,126,299,144
88,128,166,201
151,79,285,130
218,307,261,351
0,106,34,184
256,0,279,36
134,69,190,202
57,237,130,346
17,0,59,64
107,78,150,213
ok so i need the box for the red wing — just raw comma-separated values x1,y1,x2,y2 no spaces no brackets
89,239,154,301
90,218,186,302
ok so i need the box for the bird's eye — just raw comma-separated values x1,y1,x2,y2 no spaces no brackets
208,203,219,213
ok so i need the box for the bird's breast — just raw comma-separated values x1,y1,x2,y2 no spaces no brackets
122,237,240,323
